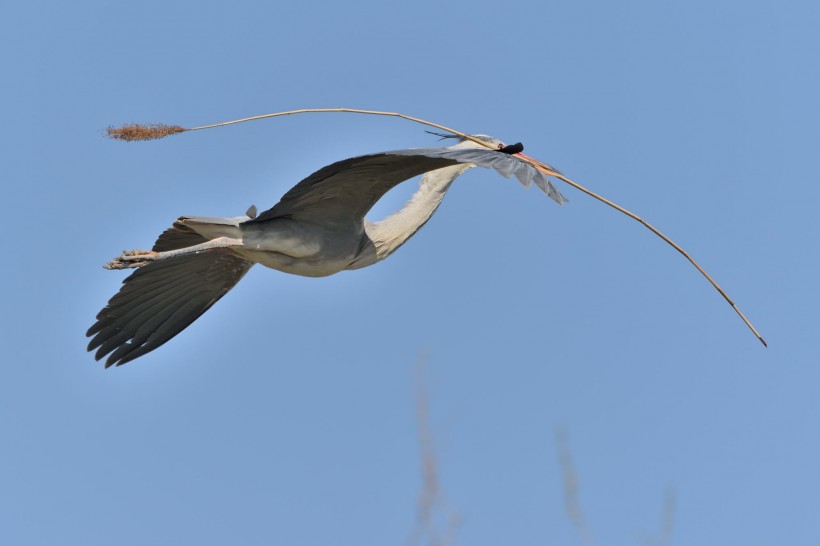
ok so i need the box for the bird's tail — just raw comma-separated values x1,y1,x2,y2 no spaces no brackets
152,211,254,252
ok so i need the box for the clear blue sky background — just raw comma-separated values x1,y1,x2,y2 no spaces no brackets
1,1,817,544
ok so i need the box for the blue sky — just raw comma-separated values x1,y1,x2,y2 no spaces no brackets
2,1,818,544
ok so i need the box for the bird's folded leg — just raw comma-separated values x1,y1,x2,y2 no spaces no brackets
103,237,243,270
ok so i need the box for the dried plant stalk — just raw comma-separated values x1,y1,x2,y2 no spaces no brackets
105,107,766,346
556,428,599,546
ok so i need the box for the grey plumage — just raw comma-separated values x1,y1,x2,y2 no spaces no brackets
88,136,565,366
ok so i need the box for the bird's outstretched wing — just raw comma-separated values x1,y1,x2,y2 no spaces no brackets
248,147,565,225
87,222,253,367
395,147,567,205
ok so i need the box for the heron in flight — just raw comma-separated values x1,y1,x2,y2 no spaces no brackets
87,135,566,366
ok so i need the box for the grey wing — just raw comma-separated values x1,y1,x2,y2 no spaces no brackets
392,147,567,205
87,223,253,367
249,147,566,225
248,153,463,224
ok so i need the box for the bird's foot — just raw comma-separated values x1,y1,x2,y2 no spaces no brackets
104,249,158,270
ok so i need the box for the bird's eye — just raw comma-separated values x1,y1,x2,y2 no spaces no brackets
497,143,504,149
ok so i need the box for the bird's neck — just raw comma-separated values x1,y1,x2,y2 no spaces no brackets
362,163,474,262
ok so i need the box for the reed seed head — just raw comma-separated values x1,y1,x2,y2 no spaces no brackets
106,123,186,141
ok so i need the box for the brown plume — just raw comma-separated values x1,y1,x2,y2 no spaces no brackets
106,123,186,141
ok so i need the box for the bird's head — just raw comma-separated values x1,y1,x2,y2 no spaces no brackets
450,134,505,149
426,131,558,176
435,133,507,151
440,132,562,178
431,133,524,154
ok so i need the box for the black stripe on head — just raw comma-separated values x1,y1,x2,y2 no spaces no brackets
498,142,524,154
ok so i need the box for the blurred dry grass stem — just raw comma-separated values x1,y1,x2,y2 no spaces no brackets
556,429,676,546
555,428,599,546
106,123,185,141
105,106,766,347
638,488,676,546
406,353,461,546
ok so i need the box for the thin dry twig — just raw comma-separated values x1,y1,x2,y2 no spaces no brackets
638,488,676,546
556,430,677,546
539,164,767,347
555,428,599,546
405,353,461,546
658,488,676,546
105,107,766,347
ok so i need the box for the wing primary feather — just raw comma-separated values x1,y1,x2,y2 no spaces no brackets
87,266,196,340
88,252,253,367
92,280,199,358
109,294,214,367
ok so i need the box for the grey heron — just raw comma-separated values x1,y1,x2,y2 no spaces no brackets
87,135,566,366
